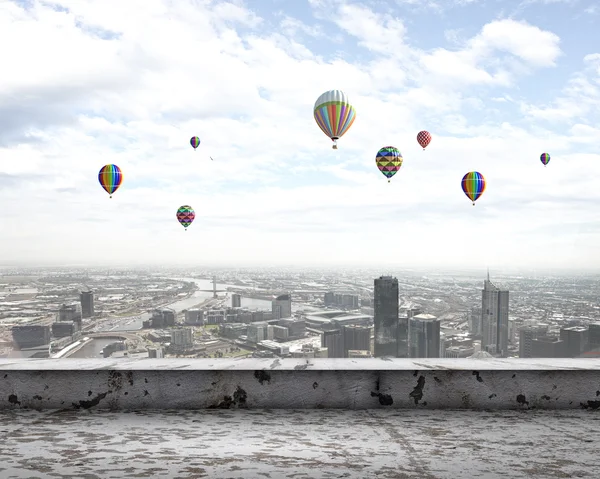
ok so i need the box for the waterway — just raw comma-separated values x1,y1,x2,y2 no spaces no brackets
67,278,274,358
68,338,117,359
107,278,273,332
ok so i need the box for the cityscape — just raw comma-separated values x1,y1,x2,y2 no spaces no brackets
2,266,599,361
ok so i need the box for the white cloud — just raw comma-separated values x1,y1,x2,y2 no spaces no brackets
0,0,598,270
521,53,600,122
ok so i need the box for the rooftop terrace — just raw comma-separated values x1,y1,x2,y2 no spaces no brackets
0,358,598,478
0,409,597,478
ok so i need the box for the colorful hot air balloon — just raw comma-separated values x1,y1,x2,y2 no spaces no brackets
417,131,432,150
176,205,195,231
98,164,123,199
190,136,200,150
540,152,550,166
313,90,356,149
376,147,403,183
461,171,486,206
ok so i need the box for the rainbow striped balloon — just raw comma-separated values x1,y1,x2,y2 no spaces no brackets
313,90,356,149
540,152,550,166
98,164,123,198
190,136,200,150
461,171,485,206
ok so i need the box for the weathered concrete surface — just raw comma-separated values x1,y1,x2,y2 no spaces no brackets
1,359,600,410
0,409,597,478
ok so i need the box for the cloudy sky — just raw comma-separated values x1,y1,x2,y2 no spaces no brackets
0,0,599,270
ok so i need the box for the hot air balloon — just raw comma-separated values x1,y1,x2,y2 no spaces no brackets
190,136,200,150
417,131,432,150
461,171,486,206
98,164,123,199
313,90,356,149
376,146,403,183
176,205,195,231
540,152,550,166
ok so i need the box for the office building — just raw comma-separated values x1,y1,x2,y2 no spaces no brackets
171,328,194,350
51,322,79,338
519,325,548,358
184,309,204,325
469,307,482,336
324,292,359,310
80,290,94,319
374,276,400,357
322,329,344,358
232,294,242,308
247,322,269,343
531,336,566,358
58,304,81,322
560,327,588,357
481,272,509,357
588,323,600,350
409,314,441,358
342,325,370,357
272,294,292,320
11,325,51,349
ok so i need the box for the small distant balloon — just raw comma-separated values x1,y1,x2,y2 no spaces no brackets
313,90,356,149
375,146,403,183
98,164,123,199
417,131,432,150
190,136,201,150
461,171,486,206
540,152,550,166
176,205,195,231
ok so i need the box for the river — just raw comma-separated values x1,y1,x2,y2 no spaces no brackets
105,278,273,332
68,278,274,358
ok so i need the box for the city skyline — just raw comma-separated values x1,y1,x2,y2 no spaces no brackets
1,0,600,268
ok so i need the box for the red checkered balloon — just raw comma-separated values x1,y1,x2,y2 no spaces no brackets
417,131,432,150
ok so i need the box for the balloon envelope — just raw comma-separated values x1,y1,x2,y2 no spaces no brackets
417,131,432,149
190,136,201,149
376,146,403,181
98,164,123,197
313,90,356,148
176,205,195,229
461,171,485,204
540,152,550,166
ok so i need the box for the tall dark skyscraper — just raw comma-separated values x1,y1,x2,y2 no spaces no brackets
374,275,400,357
80,290,94,319
481,271,509,357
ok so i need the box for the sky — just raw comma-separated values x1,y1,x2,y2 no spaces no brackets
0,0,599,270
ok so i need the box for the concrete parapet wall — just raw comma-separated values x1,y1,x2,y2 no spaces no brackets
1,358,599,410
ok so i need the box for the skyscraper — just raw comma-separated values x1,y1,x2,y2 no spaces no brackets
409,314,440,358
374,276,400,357
272,294,292,319
80,290,94,319
481,271,509,357
232,293,242,308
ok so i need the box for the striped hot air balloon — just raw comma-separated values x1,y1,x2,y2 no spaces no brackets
540,152,550,166
461,171,486,206
98,164,123,199
313,90,356,149
190,136,201,150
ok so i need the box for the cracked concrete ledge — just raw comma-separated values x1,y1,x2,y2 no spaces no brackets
1,359,599,410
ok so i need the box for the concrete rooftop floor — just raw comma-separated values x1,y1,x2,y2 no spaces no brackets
0,409,597,478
